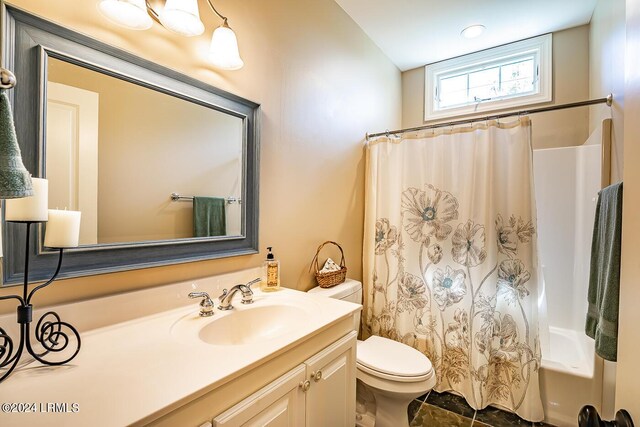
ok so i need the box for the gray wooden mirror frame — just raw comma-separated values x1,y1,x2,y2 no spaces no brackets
1,5,260,286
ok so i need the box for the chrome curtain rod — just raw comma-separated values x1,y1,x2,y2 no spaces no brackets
366,94,613,140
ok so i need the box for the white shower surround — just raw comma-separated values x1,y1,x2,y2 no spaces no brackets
533,141,604,426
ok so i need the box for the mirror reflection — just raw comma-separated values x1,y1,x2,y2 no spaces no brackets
45,57,244,246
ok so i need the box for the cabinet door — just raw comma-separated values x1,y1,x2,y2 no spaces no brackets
305,331,357,427
213,365,306,427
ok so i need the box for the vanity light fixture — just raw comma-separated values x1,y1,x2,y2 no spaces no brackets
461,24,486,39
97,0,244,70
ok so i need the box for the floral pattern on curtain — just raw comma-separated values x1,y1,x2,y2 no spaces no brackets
363,118,544,421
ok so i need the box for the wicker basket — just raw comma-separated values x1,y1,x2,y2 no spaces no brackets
310,241,347,288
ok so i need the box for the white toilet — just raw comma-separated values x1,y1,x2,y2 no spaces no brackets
308,279,436,427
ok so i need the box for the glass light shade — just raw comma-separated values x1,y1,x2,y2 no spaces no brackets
209,23,244,70
98,0,153,30
159,0,205,37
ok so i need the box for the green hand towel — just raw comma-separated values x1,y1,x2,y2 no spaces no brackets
585,182,623,361
0,89,33,198
193,196,226,237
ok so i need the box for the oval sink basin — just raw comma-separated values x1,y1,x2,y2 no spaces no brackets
171,301,314,346
200,305,306,345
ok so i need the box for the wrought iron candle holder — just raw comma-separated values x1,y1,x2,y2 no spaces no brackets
0,221,81,384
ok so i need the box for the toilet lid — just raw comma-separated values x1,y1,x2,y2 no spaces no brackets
357,336,432,377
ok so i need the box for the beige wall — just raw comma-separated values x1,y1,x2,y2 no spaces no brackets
401,25,591,150
617,0,640,418
589,0,626,184
48,58,244,243
0,0,401,311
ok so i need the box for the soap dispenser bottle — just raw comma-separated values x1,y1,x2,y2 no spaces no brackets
262,247,281,292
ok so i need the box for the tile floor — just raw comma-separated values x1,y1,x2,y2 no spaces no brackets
407,391,556,427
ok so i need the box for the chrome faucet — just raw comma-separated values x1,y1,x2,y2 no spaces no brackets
188,292,215,317
217,278,261,311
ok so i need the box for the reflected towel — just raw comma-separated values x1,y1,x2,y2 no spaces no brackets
585,182,623,361
193,197,226,237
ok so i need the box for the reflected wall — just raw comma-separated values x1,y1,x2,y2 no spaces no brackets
46,58,243,245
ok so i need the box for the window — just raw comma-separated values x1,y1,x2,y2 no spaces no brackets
425,34,552,121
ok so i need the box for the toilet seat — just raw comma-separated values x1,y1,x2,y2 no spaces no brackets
357,362,435,383
357,336,434,383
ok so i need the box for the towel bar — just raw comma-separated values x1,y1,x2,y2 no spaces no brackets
170,192,241,204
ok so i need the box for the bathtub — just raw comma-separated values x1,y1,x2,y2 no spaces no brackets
539,327,603,426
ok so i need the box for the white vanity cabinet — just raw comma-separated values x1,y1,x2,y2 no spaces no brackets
304,331,357,427
213,331,357,427
212,365,306,426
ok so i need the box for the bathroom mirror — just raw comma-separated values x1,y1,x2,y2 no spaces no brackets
1,6,260,285
46,57,244,244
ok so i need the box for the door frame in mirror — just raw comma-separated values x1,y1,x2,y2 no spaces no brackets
1,5,260,286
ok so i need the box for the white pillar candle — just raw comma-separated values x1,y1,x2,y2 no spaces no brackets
44,209,81,248
4,178,49,221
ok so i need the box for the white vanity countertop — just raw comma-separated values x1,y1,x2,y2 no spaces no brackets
0,288,360,427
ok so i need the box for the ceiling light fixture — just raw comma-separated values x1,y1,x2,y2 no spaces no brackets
97,0,244,70
461,24,485,39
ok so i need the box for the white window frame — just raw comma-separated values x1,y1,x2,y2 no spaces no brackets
424,34,552,121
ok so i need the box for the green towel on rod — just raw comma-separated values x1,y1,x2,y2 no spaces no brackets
585,182,623,361
193,196,226,237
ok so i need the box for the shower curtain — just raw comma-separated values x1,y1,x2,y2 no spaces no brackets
363,117,544,421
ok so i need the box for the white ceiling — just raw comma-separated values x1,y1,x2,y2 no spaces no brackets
334,0,598,71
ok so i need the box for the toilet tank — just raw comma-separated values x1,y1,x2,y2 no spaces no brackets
308,279,363,331
308,278,362,303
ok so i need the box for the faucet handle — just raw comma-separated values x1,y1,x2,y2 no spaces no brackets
239,279,261,305
189,291,210,299
247,277,262,287
239,285,253,305
245,278,261,289
188,292,215,317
